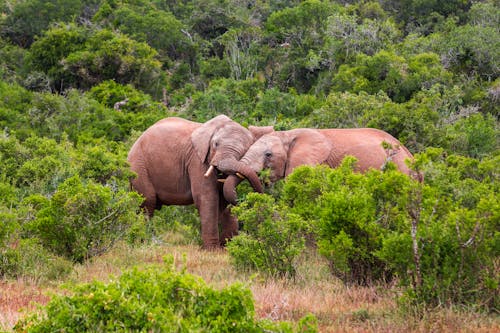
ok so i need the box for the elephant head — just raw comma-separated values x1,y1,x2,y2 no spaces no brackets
191,115,273,194
223,128,332,204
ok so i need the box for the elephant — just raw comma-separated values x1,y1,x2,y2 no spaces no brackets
127,115,273,248
220,127,418,205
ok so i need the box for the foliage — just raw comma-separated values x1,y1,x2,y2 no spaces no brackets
98,1,194,62
227,193,308,278
187,78,264,121
444,113,499,158
0,239,73,281
0,0,96,47
263,0,340,92
278,153,499,310
24,175,147,263
15,259,317,332
323,10,400,64
0,81,168,142
381,0,471,35
283,160,413,284
378,150,499,310
29,24,165,95
331,51,452,102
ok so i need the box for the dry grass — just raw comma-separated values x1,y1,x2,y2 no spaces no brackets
1,240,499,332
0,280,51,331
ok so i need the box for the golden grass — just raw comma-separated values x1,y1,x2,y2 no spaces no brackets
1,240,499,332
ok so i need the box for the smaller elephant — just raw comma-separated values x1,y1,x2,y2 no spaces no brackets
221,127,418,205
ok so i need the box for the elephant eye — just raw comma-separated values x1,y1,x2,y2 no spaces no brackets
265,151,272,158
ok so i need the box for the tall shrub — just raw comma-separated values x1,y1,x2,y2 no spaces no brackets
227,193,308,278
25,175,146,262
282,153,499,310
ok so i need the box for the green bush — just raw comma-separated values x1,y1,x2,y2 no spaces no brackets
15,259,317,332
149,206,201,245
377,150,499,310
25,175,147,263
0,239,72,281
186,78,264,122
444,113,499,159
284,160,412,284
29,24,164,95
88,80,159,113
281,153,499,310
331,51,452,103
75,139,132,185
227,193,307,278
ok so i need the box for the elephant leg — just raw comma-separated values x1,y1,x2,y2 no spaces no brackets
131,175,156,218
142,195,156,218
195,198,220,249
219,206,238,246
192,185,221,249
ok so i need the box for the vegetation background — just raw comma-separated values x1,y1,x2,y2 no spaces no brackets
0,0,498,331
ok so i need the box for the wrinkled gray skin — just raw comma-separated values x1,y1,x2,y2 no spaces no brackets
223,127,418,205
127,115,272,248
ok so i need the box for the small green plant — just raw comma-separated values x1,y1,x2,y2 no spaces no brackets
15,257,317,332
24,175,147,263
227,193,308,278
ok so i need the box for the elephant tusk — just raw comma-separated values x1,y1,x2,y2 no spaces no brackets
217,178,226,183
236,172,245,180
204,165,215,178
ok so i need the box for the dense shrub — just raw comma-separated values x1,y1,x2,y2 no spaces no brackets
323,11,400,64
283,160,412,284
29,24,164,95
186,78,264,122
280,153,498,310
0,239,72,281
24,175,147,263
0,0,92,47
99,2,194,62
149,205,202,245
331,51,452,103
15,259,317,332
227,193,307,278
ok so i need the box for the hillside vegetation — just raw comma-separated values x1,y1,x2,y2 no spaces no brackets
0,0,498,331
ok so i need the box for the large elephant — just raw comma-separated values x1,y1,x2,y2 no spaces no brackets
127,115,272,248
221,127,417,205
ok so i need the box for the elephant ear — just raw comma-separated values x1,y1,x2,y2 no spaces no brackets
249,125,274,140
282,129,332,176
191,115,232,163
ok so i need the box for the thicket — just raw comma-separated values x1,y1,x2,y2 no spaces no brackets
229,154,499,311
15,257,317,332
0,0,498,322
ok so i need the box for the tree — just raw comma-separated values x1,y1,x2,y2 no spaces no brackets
96,2,194,63
331,50,452,102
324,11,400,65
0,0,98,47
381,0,472,35
29,24,164,95
263,0,339,92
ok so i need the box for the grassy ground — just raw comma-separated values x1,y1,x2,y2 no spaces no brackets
1,233,498,332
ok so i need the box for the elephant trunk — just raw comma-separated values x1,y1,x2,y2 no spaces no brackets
223,175,245,205
216,159,263,201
